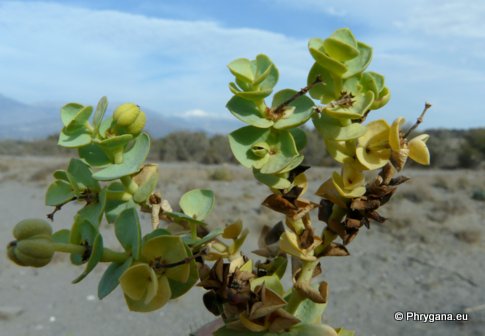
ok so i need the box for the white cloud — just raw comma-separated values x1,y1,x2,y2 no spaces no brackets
0,1,308,117
0,1,483,128
179,108,231,120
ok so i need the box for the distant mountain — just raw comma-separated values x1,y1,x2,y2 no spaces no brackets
0,94,241,139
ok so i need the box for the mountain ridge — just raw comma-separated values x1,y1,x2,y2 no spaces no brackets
0,94,241,139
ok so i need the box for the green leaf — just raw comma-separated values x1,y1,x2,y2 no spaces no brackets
259,130,301,174
342,42,372,78
45,180,75,206
324,91,374,120
226,96,273,128
93,132,150,181
179,189,215,221
168,244,198,299
255,54,279,91
52,229,70,244
228,58,254,83
105,182,136,223
372,86,391,110
360,72,379,96
322,28,359,62
67,106,93,130
183,227,223,248
77,188,107,228
70,219,97,265
142,236,190,283
272,89,315,129
78,143,111,167
165,211,207,226
313,114,366,141
249,274,284,296
67,158,100,192
294,297,328,324
98,116,113,138
52,170,69,182
98,257,133,299
142,228,171,244
114,208,141,260
229,126,270,169
308,63,342,103
253,169,291,189
93,96,108,136
229,127,300,175
58,126,92,148
133,164,159,203
60,103,84,127
290,128,307,152
308,38,347,76
229,83,273,100
97,134,133,152
72,233,103,283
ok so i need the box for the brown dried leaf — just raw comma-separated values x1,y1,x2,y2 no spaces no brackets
268,308,300,333
368,211,386,223
299,227,315,249
250,285,287,320
350,198,380,211
342,228,359,245
262,194,296,214
319,243,350,257
389,175,410,186
318,199,334,224
265,221,285,246
284,186,304,204
344,217,362,229
294,281,327,304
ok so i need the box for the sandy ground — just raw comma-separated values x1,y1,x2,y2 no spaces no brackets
0,155,484,336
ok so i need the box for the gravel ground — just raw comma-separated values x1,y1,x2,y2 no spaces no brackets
1,155,484,336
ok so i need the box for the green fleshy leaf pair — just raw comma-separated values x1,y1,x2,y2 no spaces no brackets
324,91,374,120
58,103,93,148
308,28,372,79
313,113,366,142
228,54,279,100
227,89,314,129
229,126,303,175
119,235,193,312
92,132,150,181
360,72,390,109
105,181,136,223
114,208,142,260
68,218,103,283
45,158,100,206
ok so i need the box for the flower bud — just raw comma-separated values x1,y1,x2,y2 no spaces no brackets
111,103,146,136
13,218,52,240
7,237,54,267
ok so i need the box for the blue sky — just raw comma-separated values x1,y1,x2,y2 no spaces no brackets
0,0,484,129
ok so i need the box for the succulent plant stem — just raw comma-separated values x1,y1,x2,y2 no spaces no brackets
52,242,129,263
120,176,139,195
52,242,86,254
314,228,338,256
106,190,132,201
100,248,130,263
285,259,320,314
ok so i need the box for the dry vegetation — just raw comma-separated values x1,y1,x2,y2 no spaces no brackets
0,154,484,335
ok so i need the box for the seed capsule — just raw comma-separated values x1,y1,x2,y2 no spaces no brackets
13,218,52,240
